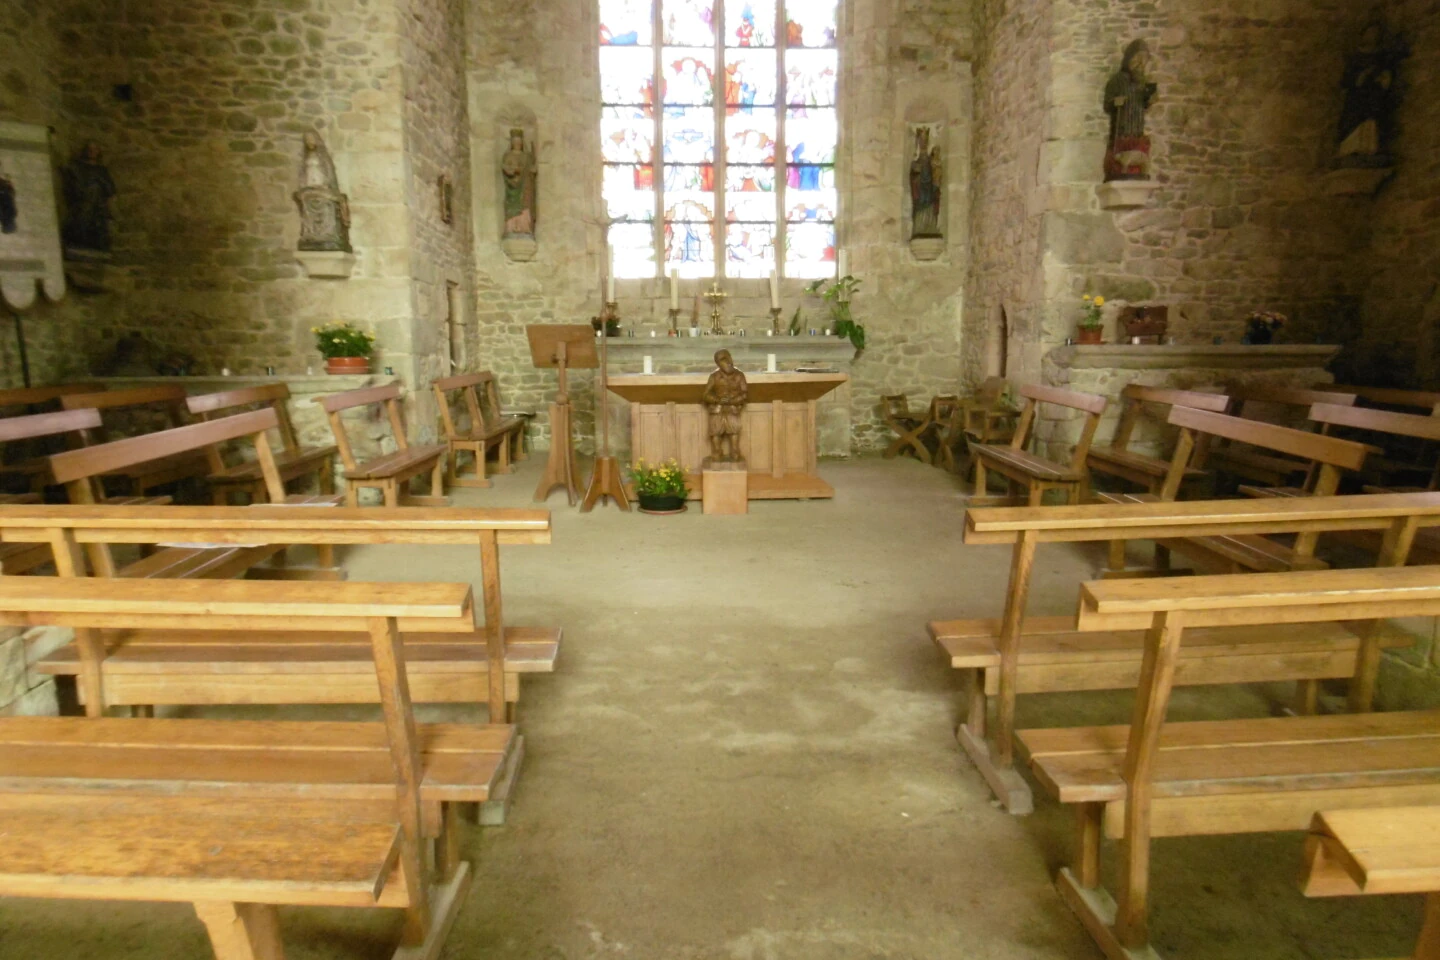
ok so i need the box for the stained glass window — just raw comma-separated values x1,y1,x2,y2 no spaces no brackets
600,0,838,279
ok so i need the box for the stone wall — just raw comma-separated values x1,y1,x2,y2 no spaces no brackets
1356,0,1440,390
464,0,975,456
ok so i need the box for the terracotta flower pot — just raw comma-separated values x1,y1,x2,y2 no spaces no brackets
1075,326,1104,345
325,356,371,375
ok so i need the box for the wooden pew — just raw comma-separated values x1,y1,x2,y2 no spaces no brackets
40,407,344,581
316,383,448,507
431,372,527,488
1101,405,1374,576
1205,386,1358,488
1086,386,1229,496
1020,566,1440,960
0,575,514,960
1322,383,1440,412
972,384,1108,506
1,383,104,494
0,382,105,411
186,383,337,504
1303,806,1440,959
930,492,1440,813
1301,401,1440,495
60,385,215,497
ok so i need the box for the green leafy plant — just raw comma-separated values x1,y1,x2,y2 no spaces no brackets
628,458,689,498
806,275,866,350
1078,294,1105,330
312,322,375,359
789,305,803,336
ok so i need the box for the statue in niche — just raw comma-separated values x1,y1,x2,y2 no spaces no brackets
909,125,942,239
294,131,352,252
501,128,536,239
702,349,748,464
60,141,116,254
1103,40,1158,181
1334,18,1408,169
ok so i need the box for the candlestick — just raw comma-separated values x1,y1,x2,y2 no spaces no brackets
703,281,729,335
606,248,616,301
768,268,779,309
769,305,783,335
669,267,679,310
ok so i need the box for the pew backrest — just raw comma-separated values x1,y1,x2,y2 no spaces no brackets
59,384,191,445
1174,405,1369,496
1228,386,1359,412
0,383,105,411
1322,384,1440,412
314,382,410,473
0,408,102,444
187,383,301,455
433,372,497,440
1011,384,1109,471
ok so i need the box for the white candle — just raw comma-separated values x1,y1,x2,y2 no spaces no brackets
669,268,678,309
767,353,777,372
649,329,656,337
768,269,779,309
643,355,653,374
837,249,848,278
607,248,616,301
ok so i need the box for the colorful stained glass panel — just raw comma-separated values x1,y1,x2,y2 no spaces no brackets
785,163,835,193
722,50,777,107
725,109,776,163
600,0,653,45
725,223,776,275
785,49,837,107
661,49,716,105
664,221,716,277
785,107,836,163
662,0,715,46
784,221,836,278
600,47,656,105
610,222,657,278
664,195,716,221
725,189,775,222
725,164,775,194
785,0,837,47
664,163,716,191
662,107,715,162
601,112,655,163
603,165,656,221
785,189,837,222
724,0,775,46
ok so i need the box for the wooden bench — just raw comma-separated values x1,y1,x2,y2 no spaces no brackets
971,383,1107,507
4,503,558,816
186,383,337,504
0,383,104,494
931,492,1440,813
1204,386,1358,488
316,383,448,507
1019,566,1440,960
60,385,215,497
432,372,527,488
1086,386,1229,496
1101,405,1374,576
0,382,105,412
0,575,514,960
1303,805,1440,958
1322,383,1440,412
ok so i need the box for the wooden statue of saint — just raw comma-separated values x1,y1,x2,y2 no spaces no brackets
702,348,748,464
1103,40,1158,181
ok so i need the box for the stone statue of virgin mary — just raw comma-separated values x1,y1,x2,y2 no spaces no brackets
294,131,352,252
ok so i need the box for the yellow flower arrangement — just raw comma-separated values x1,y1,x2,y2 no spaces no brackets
313,321,375,359
1078,294,1105,330
628,457,689,498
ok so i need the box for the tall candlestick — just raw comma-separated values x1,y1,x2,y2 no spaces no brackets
607,248,616,302
768,269,779,309
669,267,679,309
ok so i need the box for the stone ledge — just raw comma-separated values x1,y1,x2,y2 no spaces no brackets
296,251,357,279
1096,179,1159,209
1048,343,1340,371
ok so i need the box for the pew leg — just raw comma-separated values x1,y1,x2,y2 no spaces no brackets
1293,679,1320,716
973,458,987,497
344,484,359,508
961,668,986,740
131,705,155,719
1417,892,1440,960
193,901,284,960
435,802,464,883
431,457,445,498
317,543,337,568
1154,544,1171,572
445,449,460,486
320,459,335,496
1075,802,1103,890
1108,539,1127,572
384,482,399,508
1027,482,1044,507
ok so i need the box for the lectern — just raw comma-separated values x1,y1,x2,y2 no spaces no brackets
527,324,597,505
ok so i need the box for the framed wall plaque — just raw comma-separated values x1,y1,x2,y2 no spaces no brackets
0,121,65,309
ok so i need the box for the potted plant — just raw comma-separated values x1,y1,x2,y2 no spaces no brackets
313,322,376,374
1243,310,1286,345
629,458,689,514
805,274,866,349
1076,294,1105,344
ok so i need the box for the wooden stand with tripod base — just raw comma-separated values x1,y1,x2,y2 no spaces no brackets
526,324,596,505
581,304,630,513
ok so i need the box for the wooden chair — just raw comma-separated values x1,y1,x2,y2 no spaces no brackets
60,385,213,497
1020,565,1440,960
1204,386,1358,488
971,384,1108,507
1086,386,1229,495
43,408,341,581
186,383,337,504
431,372,527,488
1303,806,1440,959
881,394,931,463
316,383,447,507
0,575,515,960
929,491,1439,813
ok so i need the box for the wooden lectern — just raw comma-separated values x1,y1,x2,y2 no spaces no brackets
527,324,597,505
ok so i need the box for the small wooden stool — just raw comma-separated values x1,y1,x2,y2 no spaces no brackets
703,464,748,515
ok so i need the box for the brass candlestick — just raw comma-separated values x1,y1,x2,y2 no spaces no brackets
667,307,681,335
592,300,620,336
769,306,783,335
703,282,728,335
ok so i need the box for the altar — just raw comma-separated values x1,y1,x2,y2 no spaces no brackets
607,372,848,500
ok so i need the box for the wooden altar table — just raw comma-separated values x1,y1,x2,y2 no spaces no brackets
607,372,848,500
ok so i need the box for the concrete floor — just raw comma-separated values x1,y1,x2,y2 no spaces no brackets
0,457,1419,959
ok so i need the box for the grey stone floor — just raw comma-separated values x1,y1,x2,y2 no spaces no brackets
0,457,1419,959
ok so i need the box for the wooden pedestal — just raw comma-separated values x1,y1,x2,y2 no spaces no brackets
702,467,749,515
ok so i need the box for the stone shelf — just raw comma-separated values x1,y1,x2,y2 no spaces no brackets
1048,343,1339,371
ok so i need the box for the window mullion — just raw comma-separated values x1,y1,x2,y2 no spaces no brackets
776,0,789,281
652,1,664,278
713,3,725,280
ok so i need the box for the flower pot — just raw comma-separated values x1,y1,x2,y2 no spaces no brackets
325,356,371,375
637,493,687,515
1075,326,1104,345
